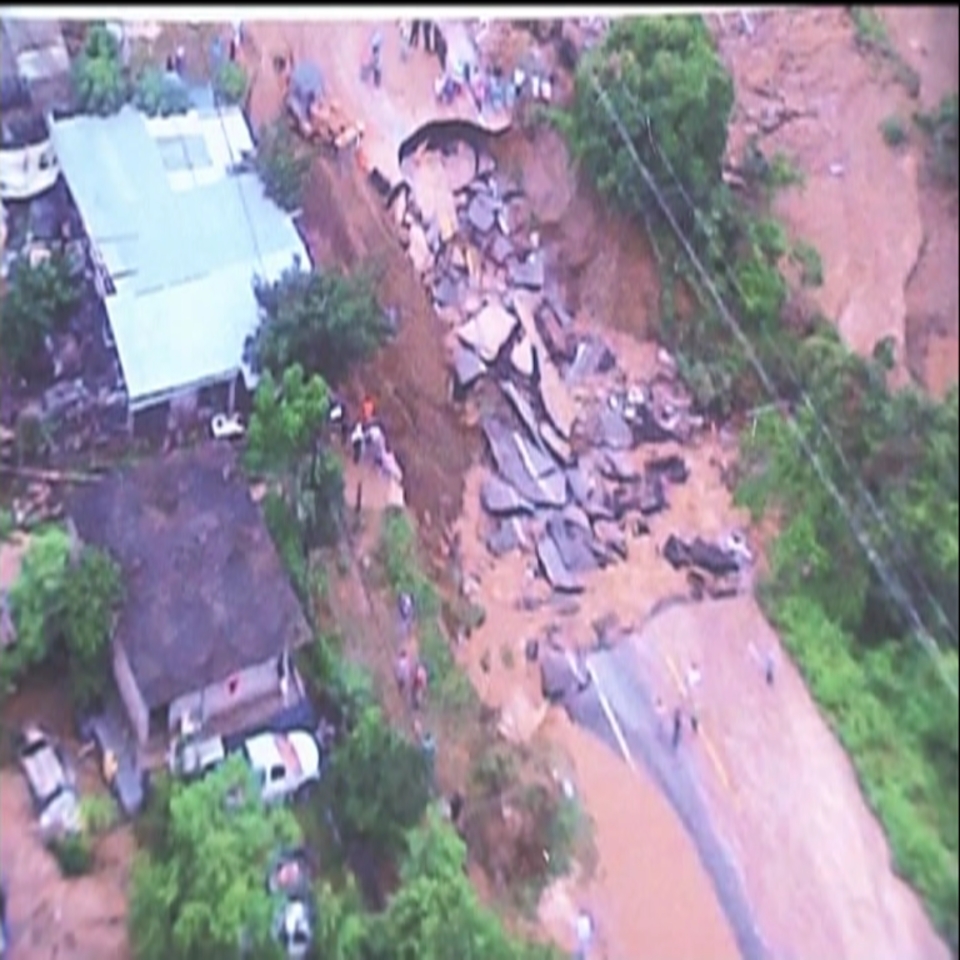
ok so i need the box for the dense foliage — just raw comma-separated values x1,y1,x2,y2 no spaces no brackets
314,810,560,960
1,528,122,709
564,14,960,950
72,23,128,116
214,61,248,107
129,757,300,960
250,265,387,387
0,255,81,385
254,119,313,212
323,706,432,862
245,363,344,554
133,66,191,117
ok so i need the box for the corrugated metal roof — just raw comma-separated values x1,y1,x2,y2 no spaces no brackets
50,105,309,408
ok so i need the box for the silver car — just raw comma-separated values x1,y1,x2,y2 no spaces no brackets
16,725,81,839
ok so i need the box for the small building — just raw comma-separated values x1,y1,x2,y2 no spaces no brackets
48,104,311,430
66,445,312,751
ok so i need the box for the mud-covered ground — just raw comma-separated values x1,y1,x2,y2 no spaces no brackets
714,6,958,395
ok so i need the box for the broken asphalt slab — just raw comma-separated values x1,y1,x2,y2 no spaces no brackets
481,417,567,509
500,380,540,443
536,533,585,593
457,302,519,362
480,474,535,516
452,344,486,391
506,252,545,291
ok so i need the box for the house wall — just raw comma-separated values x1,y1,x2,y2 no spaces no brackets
114,641,150,746
167,651,289,735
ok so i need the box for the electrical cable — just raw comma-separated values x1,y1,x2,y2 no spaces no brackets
585,68,957,698
625,87,959,648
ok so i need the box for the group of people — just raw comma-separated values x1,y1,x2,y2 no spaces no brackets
394,645,430,710
656,648,777,752
330,394,403,487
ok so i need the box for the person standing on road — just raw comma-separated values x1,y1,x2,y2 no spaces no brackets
394,647,411,696
575,909,595,960
764,648,777,686
671,705,684,750
351,421,365,465
412,661,429,710
685,659,702,733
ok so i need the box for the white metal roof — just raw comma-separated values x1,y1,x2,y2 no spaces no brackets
50,105,309,410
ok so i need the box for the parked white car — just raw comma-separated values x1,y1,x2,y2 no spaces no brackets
16,725,81,839
210,412,246,441
242,729,321,803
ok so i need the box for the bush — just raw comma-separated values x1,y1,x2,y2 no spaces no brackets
250,266,386,388
214,61,248,106
133,66,190,117
254,119,313,212
914,93,959,186
72,23,127,116
790,240,824,287
51,832,94,876
880,114,909,147
0,255,81,385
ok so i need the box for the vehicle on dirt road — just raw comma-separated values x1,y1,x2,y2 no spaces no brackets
16,725,81,839
210,412,246,441
242,729,321,803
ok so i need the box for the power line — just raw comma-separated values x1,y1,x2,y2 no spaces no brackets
585,69,958,699
628,93,959,648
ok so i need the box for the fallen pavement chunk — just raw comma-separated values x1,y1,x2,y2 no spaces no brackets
536,535,584,593
663,535,691,570
510,336,536,378
630,410,678,445
689,537,740,577
488,233,514,266
467,192,498,233
482,418,567,508
434,273,460,309
637,473,667,516
500,381,540,443
487,518,525,557
457,303,519,362
507,252,545,291
645,454,689,485
539,420,573,466
594,521,628,562
538,367,577,439
452,345,486,392
480,475,534,516
596,407,634,450
546,516,600,575
540,646,587,701
565,337,616,383
597,450,640,483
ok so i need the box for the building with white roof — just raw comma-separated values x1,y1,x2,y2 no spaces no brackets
48,102,311,424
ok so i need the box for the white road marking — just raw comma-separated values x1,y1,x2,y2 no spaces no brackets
580,658,636,771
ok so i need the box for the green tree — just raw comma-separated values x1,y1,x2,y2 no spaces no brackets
323,707,431,862
369,811,559,960
214,61,248,106
251,265,386,387
129,756,300,960
561,16,734,229
133,66,191,117
0,255,81,384
72,23,128,116
245,364,331,477
1,527,71,696
61,546,123,709
254,119,313,212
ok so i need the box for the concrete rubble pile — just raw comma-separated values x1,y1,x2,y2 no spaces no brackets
394,138,751,599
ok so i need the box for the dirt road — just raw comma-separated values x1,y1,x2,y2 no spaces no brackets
0,769,132,960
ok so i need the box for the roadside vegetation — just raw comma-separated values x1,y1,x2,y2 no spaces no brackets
1,526,123,711
560,14,959,951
